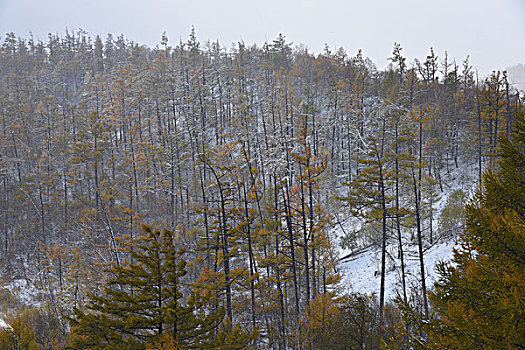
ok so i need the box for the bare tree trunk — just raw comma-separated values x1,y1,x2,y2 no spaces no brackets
378,158,388,344
415,112,429,315
211,169,233,322
298,162,310,305
378,118,388,344
283,183,300,316
476,84,483,186
274,177,286,349
242,182,257,329
394,116,407,302
308,179,317,298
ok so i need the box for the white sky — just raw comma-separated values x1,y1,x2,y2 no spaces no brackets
0,0,524,76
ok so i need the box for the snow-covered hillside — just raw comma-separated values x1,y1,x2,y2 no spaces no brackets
338,239,458,300
334,165,477,300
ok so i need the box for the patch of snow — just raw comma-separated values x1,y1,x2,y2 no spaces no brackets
0,318,11,330
338,239,459,300
2,279,43,307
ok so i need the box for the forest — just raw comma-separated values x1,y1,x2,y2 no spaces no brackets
0,29,523,349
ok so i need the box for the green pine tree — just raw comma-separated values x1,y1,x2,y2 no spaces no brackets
339,111,396,343
69,225,227,349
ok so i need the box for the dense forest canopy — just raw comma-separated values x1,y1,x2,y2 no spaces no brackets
0,29,522,349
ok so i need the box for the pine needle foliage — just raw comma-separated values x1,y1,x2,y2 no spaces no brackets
69,225,227,349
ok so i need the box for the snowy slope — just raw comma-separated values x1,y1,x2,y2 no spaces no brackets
338,239,458,300
334,164,477,300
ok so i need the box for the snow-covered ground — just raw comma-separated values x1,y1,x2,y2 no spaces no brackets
0,317,11,330
334,163,477,300
338,239,459,300
4,279,43,306
0,278,44,317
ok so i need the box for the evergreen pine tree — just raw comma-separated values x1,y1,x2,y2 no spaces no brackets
69,225,228,349
339,110,395,343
